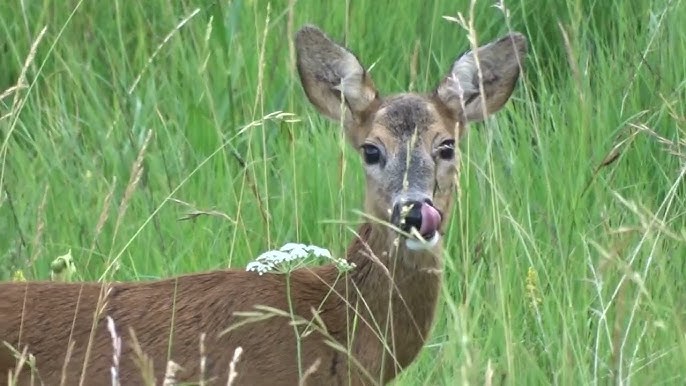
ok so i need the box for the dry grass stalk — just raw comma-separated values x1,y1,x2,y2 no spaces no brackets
225,346,243,386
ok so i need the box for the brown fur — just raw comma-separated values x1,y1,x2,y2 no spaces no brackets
0,25,527,385
0,224,438,385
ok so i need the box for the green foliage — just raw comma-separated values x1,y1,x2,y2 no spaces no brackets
1,0,685,384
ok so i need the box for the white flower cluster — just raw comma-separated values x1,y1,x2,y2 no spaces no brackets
246,242,355,275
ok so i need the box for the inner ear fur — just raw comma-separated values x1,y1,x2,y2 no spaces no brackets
435,32,528,123
295,25,379,130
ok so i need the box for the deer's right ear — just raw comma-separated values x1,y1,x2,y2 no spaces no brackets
295,25,378,130
435,32,527,125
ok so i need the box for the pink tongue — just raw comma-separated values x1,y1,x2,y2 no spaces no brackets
419,203,441,236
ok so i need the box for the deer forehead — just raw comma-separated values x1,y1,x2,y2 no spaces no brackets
366,94,451,153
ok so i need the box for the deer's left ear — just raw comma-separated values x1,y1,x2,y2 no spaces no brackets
435,33,527,123
295,25,379,132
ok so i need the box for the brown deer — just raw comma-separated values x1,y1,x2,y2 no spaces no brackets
0,24,527,385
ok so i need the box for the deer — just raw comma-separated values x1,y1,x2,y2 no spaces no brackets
0,24,527,386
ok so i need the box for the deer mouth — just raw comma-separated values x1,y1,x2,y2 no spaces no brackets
392,200,443,250
417,202,442,240
405,202,442,252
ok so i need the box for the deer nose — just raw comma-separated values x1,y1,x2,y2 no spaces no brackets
391,199,442,238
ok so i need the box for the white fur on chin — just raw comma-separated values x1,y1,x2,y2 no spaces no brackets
405,233,440,251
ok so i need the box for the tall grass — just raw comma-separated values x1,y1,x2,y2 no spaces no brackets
1,0,685,384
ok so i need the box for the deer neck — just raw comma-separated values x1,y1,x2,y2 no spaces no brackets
335,222,443,380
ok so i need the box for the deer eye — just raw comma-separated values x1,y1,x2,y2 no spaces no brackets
437,139,455,160
361,144,382,165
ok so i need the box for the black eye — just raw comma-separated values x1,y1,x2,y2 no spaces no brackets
361,144,382,165
438,139,455,160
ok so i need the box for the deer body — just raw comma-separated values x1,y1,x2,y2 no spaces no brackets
0,25,526,385
0,223,438,385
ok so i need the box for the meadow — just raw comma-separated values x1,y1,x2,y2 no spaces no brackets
1,0,685,384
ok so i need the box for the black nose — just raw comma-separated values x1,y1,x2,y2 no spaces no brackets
391,199,431,233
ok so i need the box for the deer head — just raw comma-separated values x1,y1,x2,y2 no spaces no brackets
295,25,526,252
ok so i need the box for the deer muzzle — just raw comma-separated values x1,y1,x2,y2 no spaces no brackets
391,199,442,240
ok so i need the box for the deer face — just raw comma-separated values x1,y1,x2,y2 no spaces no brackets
358,95,457,246
295,25,527,250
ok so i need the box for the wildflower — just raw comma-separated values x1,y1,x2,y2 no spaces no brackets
525,266,542,310
12,270,26,282
50,249,76,282
246,243,355,275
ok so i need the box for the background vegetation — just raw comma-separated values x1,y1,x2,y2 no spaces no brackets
1,0,685,384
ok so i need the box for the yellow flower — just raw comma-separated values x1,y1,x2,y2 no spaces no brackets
12,270,26,282
525,266,542,310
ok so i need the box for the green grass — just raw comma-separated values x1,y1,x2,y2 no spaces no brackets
1,0,685,384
